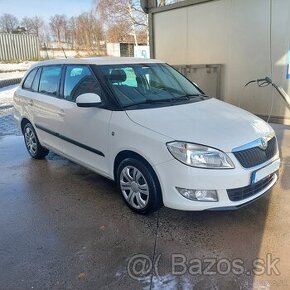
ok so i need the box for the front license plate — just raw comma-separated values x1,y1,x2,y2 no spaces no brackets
251,159,280,184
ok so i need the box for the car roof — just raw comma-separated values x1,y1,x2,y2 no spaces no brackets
30,57,164,68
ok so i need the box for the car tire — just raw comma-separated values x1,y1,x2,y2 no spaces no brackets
23,123,49,159
117,158,163,214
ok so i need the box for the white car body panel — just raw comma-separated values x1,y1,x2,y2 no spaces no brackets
126,98,274,153
155,158,279,210
108,111,174,174
32,92,64,151
58,101,113,177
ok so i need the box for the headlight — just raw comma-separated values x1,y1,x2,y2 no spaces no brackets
167,142,235,169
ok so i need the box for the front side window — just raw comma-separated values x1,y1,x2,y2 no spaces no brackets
98,63,204,109
64,65,102,102
23,68,37,90
39,65,62,96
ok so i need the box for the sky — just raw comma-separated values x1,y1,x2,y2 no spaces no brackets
0,0,94,21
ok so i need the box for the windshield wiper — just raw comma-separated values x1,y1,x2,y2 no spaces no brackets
123,94,211,109
123,98,174,109
175,93,210,100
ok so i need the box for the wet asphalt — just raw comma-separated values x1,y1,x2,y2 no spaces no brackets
0,118,290,289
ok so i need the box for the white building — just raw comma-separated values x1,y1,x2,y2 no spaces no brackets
106,43,149,58
143,0,290,124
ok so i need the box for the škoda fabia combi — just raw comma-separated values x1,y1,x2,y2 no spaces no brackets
14,58,280,214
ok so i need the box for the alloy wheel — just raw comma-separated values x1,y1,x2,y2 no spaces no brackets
24,127,37,155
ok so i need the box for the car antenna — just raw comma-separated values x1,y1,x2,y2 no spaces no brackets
62,47,67,59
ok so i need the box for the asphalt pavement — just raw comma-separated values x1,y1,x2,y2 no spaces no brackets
0,111,290,289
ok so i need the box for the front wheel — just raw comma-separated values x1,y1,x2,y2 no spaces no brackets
117,158,162,214
23,123,49,159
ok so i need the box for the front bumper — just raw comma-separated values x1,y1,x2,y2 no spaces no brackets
154,157,280,211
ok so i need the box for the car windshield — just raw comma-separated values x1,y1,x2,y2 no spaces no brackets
97,63,207,109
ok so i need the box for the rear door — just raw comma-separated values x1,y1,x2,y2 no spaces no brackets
57,65,112,176
32,65,65,152
14,67,39,125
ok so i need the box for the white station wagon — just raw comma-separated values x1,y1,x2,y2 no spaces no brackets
14,57,280,214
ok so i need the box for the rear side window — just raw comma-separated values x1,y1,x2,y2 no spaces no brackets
39,66,62,96
23,68,37,90
64,65,102,102
31,68,41,92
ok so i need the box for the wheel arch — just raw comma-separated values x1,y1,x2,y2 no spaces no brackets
113,150,163,201
20,117,32,134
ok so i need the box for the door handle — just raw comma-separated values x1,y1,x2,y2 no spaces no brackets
58,109,65,117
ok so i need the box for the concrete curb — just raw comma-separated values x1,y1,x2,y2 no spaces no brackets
0,78,22,88
0,69,27,73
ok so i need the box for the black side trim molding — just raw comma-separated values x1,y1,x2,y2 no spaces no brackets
35,124,105,157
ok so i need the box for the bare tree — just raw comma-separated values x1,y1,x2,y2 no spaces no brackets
106,23,131,43
49,14,67,47
42,23,52,48
0,13,19,33
74,12,103,51
21,17,33,33
21,16,44,36
96,0,148,45
62,16,70,44
67,17,77,49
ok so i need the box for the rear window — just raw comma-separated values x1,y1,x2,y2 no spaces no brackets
39,66,62,96
23,68,37,90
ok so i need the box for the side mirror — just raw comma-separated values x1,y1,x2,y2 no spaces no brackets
76,93,102,108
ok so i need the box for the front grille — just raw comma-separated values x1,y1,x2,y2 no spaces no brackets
233,137,277,168
227,173,276,202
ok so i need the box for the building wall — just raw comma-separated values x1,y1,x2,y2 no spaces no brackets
152,0,290,122
107,43,150,58
106,43,121,57
0,33,40,61
134,45,150,59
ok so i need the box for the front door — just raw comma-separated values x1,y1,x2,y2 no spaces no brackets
58,65,112,177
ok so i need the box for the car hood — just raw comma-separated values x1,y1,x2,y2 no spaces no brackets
126,98,274,153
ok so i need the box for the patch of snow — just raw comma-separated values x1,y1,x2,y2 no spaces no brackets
0,61,36,73
0,85,18,106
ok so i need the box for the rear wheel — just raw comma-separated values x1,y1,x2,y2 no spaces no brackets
23,123,49,159
117,158,162,214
